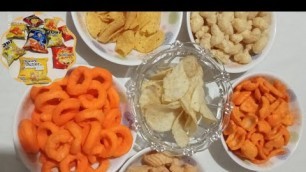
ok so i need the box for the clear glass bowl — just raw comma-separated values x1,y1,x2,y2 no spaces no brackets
125,41,233,156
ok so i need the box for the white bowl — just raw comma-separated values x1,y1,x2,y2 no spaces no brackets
220,72,303,171
186,12,277,73
13,65,137,172
71,12,183,66
119,147,204,172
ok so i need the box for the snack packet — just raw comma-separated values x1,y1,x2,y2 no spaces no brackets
23,15,44,27
51,46,75,69
46,30,64,48
44,18,59,31
18,57,51,85
58,25,74,41
2,40,26,66
23,28,48,53
6,23,26,39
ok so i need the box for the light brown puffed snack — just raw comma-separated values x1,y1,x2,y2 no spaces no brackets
126,165,152,172
143,152,173,167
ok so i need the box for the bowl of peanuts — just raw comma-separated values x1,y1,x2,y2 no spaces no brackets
220,72,303,171
119,147,204,172
187,12,276,73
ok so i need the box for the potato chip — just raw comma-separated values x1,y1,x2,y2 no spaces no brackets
124,12,138,30
134,30,165,53
144,104,181,132
163,62,190,102
181,55,201,78
149,67,172,80
115,30,135,57
139,80,163,111
140,12,161,35
172,111,189,148
86,12,102,38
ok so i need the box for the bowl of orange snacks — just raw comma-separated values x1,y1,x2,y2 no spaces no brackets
13,65,136,172
221,72,303,171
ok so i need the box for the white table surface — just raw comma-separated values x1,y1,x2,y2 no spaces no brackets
0,12,305,172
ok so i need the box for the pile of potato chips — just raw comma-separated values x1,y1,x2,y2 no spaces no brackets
86,12,165,57
139,55,217,148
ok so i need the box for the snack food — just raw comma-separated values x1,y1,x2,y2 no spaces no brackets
23,15,44,27
18,57,51,85
85,12,165,57
139,55,216,148
18,66,133,171
190,12,272,64
126,151,199,172
46,30,64,48
6,23,26,39
23,27,48,53
44,18,59,31
51,46,75,69
2,40,25,66
223,75,294,164
58,25,74,41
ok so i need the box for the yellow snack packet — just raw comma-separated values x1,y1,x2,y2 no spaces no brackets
18,57,51,85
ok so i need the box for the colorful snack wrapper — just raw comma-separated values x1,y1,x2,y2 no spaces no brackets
6,23,26,39
58,25,74,41
18,57,51,85
46,30,64,48
23,15,44,27
2,40,26,66
51,46,75,69
23,28,48,53
44,18,59,31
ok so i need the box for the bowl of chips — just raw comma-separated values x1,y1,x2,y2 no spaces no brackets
220,72,302,171
13,65,137,172
119,147,203,172
125,41,233,156
71,12,183,66
186,12,276,73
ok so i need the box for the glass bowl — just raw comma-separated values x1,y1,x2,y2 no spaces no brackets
125,41,233,156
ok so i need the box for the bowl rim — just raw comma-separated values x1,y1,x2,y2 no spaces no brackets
71,12,184,66
12,64,137,172
220,71,304,171
186,12,277,74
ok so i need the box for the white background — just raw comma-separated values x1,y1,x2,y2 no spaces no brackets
0,12,305,172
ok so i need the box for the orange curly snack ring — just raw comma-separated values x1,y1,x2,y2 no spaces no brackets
65,121,83,155
34,90,69,112
97,130,118,158
75,109,104,123
67,66,93,96
59,153,88,172
45,130,73,162
223,75,294,164
52,98,81,126
107,86,120,108
91,67,113,91
79,80,107,109
31,110,42,126
30,83,62,101
87,159,110,172
83,121,102,155
110,125,133,157
37,122,60,151
102,108,122,129
18,119,39,154
41,159,58,172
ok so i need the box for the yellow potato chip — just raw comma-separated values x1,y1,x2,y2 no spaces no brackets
115,30,135,57
181,55,201,78
124,12,138,30
139,80,163,111
144,104,181,132
141,12,161,35
134,30,165,53
86,12,102,38
162,61,190,102
149,67,172,80
172,111,189,148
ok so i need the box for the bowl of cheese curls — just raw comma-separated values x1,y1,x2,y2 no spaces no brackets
119,147,203,172
13,65,137,172
187,12,276,73
221,72,303,171
71,12,183,66
126,41,232,156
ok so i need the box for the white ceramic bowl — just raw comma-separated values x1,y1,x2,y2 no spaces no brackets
119,147,204,172
186,12,277,73
13,65,137,172
71,12,183,66
220,72,303,171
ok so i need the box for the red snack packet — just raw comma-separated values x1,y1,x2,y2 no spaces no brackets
23,15,44,27
51,46,75,69
58,25,74,41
